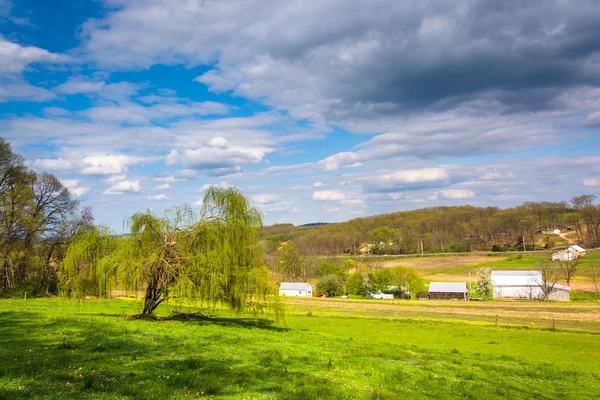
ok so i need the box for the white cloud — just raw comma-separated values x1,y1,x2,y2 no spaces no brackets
193,199,204,206
363,168,450,192
440,189,475,199
71,187,91,196
312,182,326,188
327,207,341,212
32,157,75,172
200,182,232,191
583,178,600,187
250,194,280,204
338,199,364,206
106,174,127,183
60,179,90,197
103,180,141,195
0,80,55,103
313,190,346,201
55,79,106,95
148,194,168,200
318,152,360,171
208,136,228,148
82,155,145,175
156,183,170,190
0,37,64,73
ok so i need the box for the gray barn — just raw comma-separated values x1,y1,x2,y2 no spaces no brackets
428,282,468,300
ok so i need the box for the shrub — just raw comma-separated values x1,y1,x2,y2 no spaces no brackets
316,275,346,297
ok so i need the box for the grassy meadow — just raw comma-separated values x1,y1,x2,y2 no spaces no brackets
1,298,600,399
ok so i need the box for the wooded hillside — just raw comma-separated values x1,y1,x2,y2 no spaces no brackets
264,199,600,256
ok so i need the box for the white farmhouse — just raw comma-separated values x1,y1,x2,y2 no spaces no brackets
552,245,586,261
491,271,570,301
279,282,313,297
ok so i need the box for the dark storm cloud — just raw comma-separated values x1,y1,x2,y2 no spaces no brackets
86,0,600,124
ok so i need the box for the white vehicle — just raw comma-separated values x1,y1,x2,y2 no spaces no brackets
368,292,394,300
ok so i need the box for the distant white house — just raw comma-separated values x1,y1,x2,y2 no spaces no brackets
491,271,570,301
279,282,313,297
552,245,586,261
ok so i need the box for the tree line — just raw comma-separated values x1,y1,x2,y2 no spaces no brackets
272,199,600,256
0,139,92,297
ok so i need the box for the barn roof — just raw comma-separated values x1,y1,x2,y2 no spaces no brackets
428,282,468,293
492,271,541,286
279,282,311,290
568,245,586,252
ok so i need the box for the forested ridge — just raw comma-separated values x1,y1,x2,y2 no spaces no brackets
265,197,600,256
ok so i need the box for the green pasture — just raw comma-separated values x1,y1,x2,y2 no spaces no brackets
1,299,600,399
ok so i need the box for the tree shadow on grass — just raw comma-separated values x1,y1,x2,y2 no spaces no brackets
0,310,326,400
76,311,290,332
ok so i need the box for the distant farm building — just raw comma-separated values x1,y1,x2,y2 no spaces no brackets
428,282,468,300
368,292,394,300
491,271,570,301
552,245,586,261
279,282,313,297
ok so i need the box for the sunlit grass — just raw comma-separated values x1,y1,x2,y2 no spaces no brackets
1,298,600,399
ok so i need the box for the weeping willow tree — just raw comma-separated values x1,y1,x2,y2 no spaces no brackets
61,187,283,320
58,225,116,297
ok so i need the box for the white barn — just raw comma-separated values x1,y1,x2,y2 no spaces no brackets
491,271,570,301
279,282,313,297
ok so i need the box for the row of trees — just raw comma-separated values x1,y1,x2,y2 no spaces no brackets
281,198,600,256
0,139,92,297
313,264,425,299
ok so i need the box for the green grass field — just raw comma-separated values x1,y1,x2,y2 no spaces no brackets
1,299,600,399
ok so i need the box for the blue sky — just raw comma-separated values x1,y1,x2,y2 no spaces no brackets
1,0,600,231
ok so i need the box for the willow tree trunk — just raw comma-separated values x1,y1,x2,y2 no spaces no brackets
140,276,164,318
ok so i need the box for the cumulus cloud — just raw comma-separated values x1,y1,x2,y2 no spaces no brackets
156,183,170,190
32,157,75,172
250,193,280,204
166,136,273,170
54,79,106,95
583,178,600,187
200,182,232,191
312,182,326,188
0,80,55,103
362,168,450,192
106,174,127,183
0,37,65,73
313,190,346,201
440,189,475,199
103,180,141,195
82,154,146,175
148,194,168,200
60,179,91,197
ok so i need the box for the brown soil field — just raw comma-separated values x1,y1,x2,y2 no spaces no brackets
380,255,505,272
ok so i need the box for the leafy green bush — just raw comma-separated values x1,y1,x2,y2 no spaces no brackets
316,275,346,297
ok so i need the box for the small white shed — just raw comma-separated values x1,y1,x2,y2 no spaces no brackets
279,282,313,297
